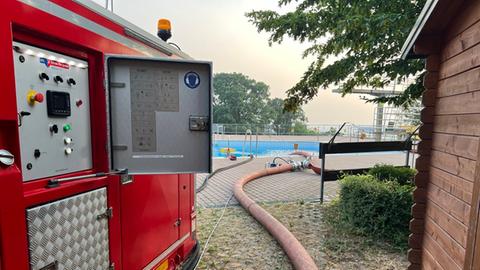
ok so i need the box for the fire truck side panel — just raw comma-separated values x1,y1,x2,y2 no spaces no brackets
0,167,29,270
49,0,126,37
179,174,193,237
120,174,180,269
0,0,202,269
0,4,29,269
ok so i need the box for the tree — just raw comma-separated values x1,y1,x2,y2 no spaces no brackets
213,73,307,131
213,73,270,125
293,121,316,135
247,0,426,112
267,98,306,133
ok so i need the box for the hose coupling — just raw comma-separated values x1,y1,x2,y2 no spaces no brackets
289,160,308,170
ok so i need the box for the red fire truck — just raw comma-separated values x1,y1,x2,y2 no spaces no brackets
0,1,211,269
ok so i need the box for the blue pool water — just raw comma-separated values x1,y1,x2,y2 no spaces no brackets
213,140,318,158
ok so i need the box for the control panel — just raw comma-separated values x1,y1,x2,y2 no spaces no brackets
108,56,211,174
13,42,92,182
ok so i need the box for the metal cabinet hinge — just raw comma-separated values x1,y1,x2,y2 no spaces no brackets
112,145,128,151
97,207,113,220
116,168,133,185
174,218,182,227
120,174,133,185
110,82,126,88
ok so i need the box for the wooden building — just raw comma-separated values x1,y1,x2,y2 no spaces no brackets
402,0,480,269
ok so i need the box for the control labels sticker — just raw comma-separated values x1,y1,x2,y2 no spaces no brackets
39,57,70,69
184,71,200,89
130,67,180,152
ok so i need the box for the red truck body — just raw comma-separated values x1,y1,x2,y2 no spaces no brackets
0,1,202,269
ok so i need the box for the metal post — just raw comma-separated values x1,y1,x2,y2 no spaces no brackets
249,132,252,156
320,156,325,203
405,149,410,167
375,103,384,141
255,128,259,158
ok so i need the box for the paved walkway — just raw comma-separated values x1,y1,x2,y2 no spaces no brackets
196,152,411,208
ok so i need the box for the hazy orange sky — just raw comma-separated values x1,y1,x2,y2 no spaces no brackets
93,0,376,125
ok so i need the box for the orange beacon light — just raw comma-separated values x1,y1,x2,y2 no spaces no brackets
157,18,172,42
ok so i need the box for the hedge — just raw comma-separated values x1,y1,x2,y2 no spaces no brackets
338,174,414,248
368,164,416,185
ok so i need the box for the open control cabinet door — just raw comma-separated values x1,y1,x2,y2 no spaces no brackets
107,56,212,174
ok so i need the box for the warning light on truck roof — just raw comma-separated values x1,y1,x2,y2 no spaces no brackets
157,18,172,42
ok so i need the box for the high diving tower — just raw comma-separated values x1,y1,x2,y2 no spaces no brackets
332,86,413,141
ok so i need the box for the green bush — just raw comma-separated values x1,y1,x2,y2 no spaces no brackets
368,164,416,185
338,174,414,249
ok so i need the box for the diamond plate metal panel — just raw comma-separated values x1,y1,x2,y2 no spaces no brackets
26,188,110,270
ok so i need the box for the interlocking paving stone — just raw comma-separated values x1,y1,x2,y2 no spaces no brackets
196,153,410,208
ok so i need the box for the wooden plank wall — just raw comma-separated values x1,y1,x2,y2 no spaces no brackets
410,1,480,269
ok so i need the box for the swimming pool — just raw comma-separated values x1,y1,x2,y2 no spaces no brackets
212,140,318,157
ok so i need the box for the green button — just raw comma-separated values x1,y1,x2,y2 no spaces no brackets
63,124,71,132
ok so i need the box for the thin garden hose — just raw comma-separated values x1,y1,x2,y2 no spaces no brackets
193,194,234,270
196,155,254,193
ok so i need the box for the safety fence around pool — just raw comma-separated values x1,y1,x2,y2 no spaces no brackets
213,123,419,157
213,123,416,142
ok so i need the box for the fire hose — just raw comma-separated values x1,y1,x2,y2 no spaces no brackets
194,152,321,270
233,152,320,270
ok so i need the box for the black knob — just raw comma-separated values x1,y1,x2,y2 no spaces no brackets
49,124,58,134
34,149,41,159
39,73,49,81
54,76,63,83
67,78,76,86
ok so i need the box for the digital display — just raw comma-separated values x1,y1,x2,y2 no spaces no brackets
47,91,71,117
53,94,67,108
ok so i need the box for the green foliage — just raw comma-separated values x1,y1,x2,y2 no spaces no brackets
368,164,416,185
337,175,414,249
213,73,307,125
292,121,317,135
267,98,306,127
246,0,427,111
213,73,270,125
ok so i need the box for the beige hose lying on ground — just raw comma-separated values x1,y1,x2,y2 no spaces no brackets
233,153,319,270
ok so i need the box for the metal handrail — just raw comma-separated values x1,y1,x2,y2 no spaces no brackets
242,129,253,156
255,128,259,157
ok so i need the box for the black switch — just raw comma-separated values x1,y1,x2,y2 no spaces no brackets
34,149,41,159
39,73,50,81
49,124,58,134
67,78,76,86
54,76,63,83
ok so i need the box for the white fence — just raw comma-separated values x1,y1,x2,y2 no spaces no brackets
212,123,414,142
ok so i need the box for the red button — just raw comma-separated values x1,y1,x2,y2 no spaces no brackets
76,99,83,107
33,93,44,103
27,91,44,105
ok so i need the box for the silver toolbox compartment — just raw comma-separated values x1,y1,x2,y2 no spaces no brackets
26,188,110,270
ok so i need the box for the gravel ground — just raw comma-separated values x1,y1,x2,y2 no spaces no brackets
196,201,409,270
